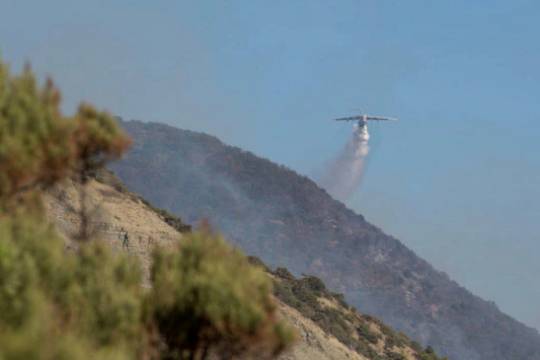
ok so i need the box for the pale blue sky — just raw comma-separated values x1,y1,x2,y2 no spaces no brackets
2,0,539,329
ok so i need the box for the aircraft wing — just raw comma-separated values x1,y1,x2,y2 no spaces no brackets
335,116,363,121
366,115,398,121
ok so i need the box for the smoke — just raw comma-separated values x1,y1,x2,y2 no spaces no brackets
318,124,370,201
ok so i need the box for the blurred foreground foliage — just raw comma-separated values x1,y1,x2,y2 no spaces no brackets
150,231,294,359
0,218,294,359
0,57,294,359
0,61,131,208
0,216,143,360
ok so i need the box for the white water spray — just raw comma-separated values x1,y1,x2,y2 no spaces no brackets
319,124,370,201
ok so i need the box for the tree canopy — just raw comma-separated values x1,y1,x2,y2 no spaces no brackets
0,62,130,207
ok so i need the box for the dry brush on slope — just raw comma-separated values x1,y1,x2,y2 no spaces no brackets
249,258,446,360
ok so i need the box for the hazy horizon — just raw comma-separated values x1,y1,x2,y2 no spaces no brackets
1,0,539,330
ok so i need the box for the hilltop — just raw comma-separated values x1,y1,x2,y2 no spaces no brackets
110,120,540,360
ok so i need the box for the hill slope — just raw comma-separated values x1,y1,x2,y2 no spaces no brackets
43,172,441,360
110,120,540,360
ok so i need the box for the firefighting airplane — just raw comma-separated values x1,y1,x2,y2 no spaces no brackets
334,113,398,128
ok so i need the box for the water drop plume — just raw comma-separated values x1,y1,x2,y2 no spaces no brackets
318,124,370,201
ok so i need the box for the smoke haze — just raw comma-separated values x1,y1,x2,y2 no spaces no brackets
319,124,370,201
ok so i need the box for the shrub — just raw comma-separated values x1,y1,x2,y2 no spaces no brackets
299,274,326,294
357,323,381,345
148,230,295,359
274,267,294,280
385,350,406,360
0,62,130,208
0,216,145,359
247,255,270,272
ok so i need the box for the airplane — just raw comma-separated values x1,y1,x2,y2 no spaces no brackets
335,113,398,128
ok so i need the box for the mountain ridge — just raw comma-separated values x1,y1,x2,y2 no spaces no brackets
111,119,540,360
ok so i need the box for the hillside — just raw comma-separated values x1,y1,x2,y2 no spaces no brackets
43,171,186,282
43,171,442,360
110,120,540,360
266,263,444,360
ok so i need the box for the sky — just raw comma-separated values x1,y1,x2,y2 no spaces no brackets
1,0,539,330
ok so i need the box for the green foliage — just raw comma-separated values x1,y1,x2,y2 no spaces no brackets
0,57,140,358
381,328,407,350
0,216,144,360
417,345,448,360
0,217,295,359
71,104,131,177
0,56,294,359
247,255,271,272
357,323,380,344
385,351,406,360
0,60,130,206
0,67,68,199
148,230,295,359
